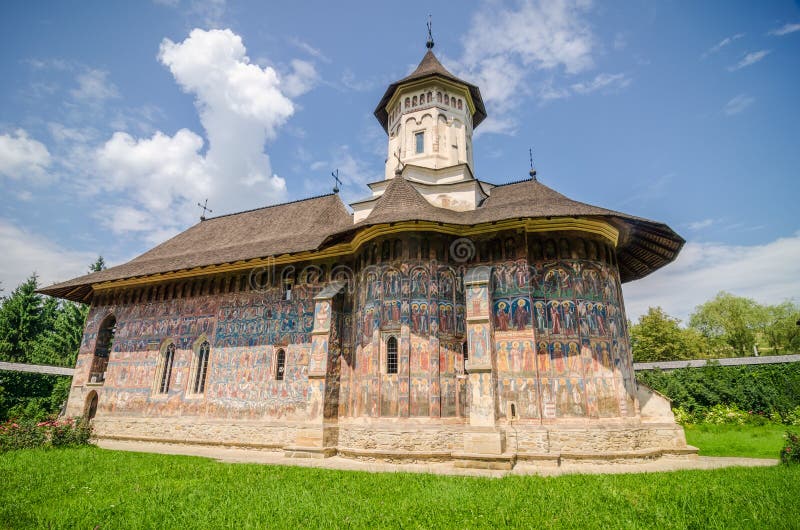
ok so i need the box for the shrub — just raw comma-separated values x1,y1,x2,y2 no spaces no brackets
638,363,800,422
673,406,695,425
785,407,800,426
780,431,800,465
703,404,747,425
0,417,91,452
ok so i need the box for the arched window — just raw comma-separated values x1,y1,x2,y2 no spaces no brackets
275,348,286,380
427,91,432,103
158,343,175,394
445,94,450,105
412,96,418,106
405,97,410,108
193,341,210,394
437,91,442,103
458,99,463,110
386,337,398,374
90,315,116,384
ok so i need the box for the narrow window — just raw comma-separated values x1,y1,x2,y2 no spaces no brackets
462,342,469,372
90,315,116,384
159,343,175,394
415,132,424,154
193,341,210,393
386,337,398,374
276,349,286,380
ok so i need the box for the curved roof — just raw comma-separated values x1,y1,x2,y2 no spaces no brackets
40,174,683,303
374,50,487,132
39,193,353,302
328,176,684,282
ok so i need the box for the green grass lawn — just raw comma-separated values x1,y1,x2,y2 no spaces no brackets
684,424,788,458
1,447,799,529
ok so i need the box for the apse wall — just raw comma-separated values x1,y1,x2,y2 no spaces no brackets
491,233,636,423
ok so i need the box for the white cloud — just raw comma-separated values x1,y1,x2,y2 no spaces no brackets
728,50,770,71
90,28,314,241
70,69,120,102
570,72,630,94
768,23,800,36
95,129,210,217
623,233,800,322
453,1,633,133
724,94,755,115
702,33,745,58
687,218,716,230
0,129,52,182
0,219,96,292
282,59,319,98
290,38,330,63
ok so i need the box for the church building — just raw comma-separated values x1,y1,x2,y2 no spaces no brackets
41,39,693,469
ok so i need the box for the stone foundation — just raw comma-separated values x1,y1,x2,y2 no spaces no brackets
88,415,694,468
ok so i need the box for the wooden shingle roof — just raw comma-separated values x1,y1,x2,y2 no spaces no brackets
374,50,487,132
39,193,353,301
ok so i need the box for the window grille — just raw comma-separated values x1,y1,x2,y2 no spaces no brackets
159,343,175,394
387,337,398,374
276,349,286,380
194,341,210,393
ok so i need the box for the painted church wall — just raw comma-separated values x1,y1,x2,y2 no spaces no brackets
68,283,323,421
488,233,637,422
339,234,467,421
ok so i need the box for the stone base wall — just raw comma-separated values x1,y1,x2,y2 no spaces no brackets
91,416,300,449
337,421,465,453
87,415,692,466
508,422,688,455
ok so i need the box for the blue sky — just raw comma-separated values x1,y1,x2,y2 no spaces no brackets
0,0,798,321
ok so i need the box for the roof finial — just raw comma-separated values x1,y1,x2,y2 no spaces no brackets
426,15,434,50
331,169,342,193
197,198,213,221
529,148,537,181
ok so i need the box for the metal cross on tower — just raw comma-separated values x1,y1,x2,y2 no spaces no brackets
529,148,537,181
426,15,434,49
197,198,213,221
332,169,342,193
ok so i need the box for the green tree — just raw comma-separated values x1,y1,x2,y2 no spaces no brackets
89,256,106,273
30,301,88,367
630,307,709,362
0,274,47,363
689,292,765,357
760,301,800,354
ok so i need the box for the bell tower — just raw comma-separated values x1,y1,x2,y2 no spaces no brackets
351,30,489,222
373,33,487,183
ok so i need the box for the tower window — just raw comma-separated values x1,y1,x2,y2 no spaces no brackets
275,348,286,380
415,132,424,154
386,337,398,374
